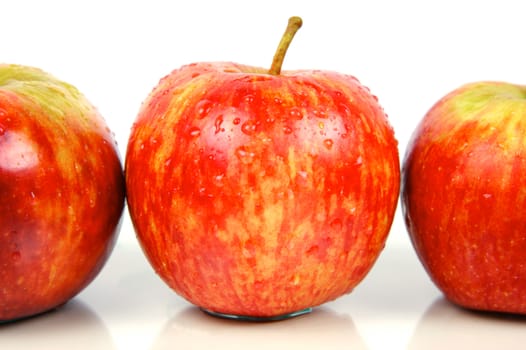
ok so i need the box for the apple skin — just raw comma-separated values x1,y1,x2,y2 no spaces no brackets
0,64,125,321
125,62,400,318
402,81,526,314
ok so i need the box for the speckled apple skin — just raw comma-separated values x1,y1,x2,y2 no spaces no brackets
0,64,125,321
403,82,526,314
126,62,400,317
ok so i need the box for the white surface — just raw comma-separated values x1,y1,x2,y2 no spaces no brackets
3,221,526,350
2,1,526,349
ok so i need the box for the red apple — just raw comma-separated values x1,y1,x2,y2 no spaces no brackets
0,64,125,322
125,17,400,318
402,81,526,314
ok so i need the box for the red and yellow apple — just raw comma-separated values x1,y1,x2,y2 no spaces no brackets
0,64,125,321
402,81,526,314
125,17,400,318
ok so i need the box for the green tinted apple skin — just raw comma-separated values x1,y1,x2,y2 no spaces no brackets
403,82,526,314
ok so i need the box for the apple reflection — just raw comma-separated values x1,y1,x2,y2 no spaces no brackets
409,297,526,350
0,300,115,349
152,306,367,350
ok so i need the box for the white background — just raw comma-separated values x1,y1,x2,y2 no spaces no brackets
2,1,526,349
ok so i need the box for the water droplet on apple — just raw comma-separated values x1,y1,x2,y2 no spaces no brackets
318,122,325,130
482,193,492,199
283,126,293,134
0,108,6,117
313,108,328,119
289,107,303,120
212,173,225,187
298,170,308,179
355,156,363,165
244,94,255,104
214,115,224,134
214,173,225,182
323,139,333,150
274,97,283,105
338,103,351,118
196,99,214,119
241,120,257,135
261,136,272,144
73,163,82,174
164,158,173,167
233,117,241,125
188,126,201,137
235,146,256,164
242,247,254,259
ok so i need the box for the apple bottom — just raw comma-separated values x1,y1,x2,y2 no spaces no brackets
0,301,68,324
201,306,312,322
436,273,526,315
440,295,526,319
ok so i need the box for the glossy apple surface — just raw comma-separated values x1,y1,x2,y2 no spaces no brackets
402,81,526,314
125,60,400,317
0,64,125,321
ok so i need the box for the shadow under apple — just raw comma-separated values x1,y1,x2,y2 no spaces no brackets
0,299,115,349
151,306,368,350
408,297,526,350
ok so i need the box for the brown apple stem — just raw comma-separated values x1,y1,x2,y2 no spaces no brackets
269,16,303,75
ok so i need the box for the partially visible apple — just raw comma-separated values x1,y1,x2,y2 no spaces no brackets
0,64,125,322
125,17,400,319
402,81,526,314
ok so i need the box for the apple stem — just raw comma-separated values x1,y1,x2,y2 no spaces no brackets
269,16,303,75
